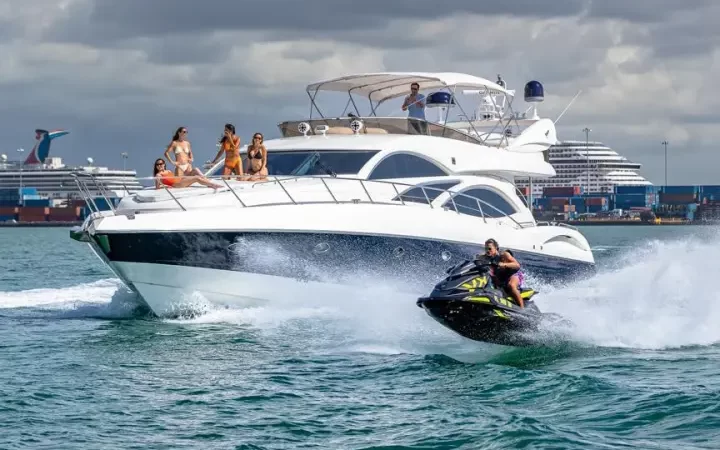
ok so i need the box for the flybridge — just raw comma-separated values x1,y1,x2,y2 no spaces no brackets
277,71,555,151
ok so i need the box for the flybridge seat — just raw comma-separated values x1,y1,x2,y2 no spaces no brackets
325,126,388,135
278,117,481,144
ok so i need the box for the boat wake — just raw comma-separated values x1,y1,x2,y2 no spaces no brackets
3,230,719,355
0,279,147,320
536,231,720,350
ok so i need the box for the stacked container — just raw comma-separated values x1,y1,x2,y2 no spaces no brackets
700,185,720,203
543,186,582,197
0,188,20,206
18,206,48,222
659,185,697,205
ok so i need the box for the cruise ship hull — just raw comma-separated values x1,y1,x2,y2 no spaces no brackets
79,204,595,317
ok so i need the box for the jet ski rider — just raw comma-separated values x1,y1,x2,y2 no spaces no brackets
483,239,525,308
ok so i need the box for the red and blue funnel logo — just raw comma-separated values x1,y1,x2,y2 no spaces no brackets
24,129,69,165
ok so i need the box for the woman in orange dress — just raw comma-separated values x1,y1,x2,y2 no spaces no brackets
211,123,243,180
153,159,221,189
245,132,268,181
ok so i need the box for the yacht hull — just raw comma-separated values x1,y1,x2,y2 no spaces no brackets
85,229,595,317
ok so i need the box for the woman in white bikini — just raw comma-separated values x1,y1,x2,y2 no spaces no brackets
164,127,202,177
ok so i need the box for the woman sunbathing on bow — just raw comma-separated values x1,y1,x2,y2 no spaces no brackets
153,159,222,190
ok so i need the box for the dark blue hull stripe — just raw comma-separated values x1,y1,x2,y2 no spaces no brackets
98,232,595,285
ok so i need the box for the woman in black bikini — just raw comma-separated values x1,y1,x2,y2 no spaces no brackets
246,132,267,181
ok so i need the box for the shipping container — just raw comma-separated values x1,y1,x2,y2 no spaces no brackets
0,200,19,207
19,206,49,215
586,197,609,206
659,193,697,204
615,185,656,195
701,186,720,199
93,197,114,211
23,199,51,207
17,215,47,222
48,207,81,220
586,204,609,213
661,185,698,195
543,186,582,197
550,198,569,206
615,199,649,208
0,214,16,222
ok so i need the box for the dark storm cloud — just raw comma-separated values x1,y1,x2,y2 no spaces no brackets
586,0,714,23
49,0,588,44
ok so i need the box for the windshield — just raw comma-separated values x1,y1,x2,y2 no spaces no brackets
393,181,460,204
208,150,379,177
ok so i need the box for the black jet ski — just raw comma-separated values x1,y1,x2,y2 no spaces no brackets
416,255,553,347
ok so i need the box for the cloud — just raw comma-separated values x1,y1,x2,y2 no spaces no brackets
0,0,718,184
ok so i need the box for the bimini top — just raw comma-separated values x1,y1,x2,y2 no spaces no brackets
306,72,511,105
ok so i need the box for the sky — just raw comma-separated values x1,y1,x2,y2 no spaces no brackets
0,0,718,184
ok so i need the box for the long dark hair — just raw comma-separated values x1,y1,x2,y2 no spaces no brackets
153,158,166,176
172,126,187,141
250,132,264,150
220,123,235,144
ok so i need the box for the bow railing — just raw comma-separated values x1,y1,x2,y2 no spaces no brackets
72,172,531,229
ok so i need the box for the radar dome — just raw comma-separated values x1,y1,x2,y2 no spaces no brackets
426,92,456,108
524,81,544,103
0,154,7,162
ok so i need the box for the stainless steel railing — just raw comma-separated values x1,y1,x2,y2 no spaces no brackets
72,173,529,229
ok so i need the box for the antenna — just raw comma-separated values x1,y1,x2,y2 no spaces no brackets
554,90,582,124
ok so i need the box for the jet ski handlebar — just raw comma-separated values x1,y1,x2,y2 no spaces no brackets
445,254,498,274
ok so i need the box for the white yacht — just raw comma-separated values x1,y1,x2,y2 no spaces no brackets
71,72,596,317
516,140,652,197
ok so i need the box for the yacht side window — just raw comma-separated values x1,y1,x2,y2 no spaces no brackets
368,154,447,180
443,187,518,218
393,181,460,204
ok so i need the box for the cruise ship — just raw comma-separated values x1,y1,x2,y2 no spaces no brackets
0,129,142,201
516,140,651,197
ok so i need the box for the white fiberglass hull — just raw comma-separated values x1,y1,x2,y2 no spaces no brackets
81,203,595,317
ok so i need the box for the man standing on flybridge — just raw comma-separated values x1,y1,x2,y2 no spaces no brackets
401,82,427,134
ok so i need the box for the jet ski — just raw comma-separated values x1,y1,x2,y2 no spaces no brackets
416,255,556,347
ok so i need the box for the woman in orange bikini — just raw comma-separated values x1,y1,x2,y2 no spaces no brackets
246,132,268,181
153,159,221,189
164,127,202,177
210,123,243,180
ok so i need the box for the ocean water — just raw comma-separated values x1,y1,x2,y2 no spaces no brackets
1,226,719,449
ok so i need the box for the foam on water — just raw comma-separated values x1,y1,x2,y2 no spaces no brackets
538,231,720,349
0,278,145,319
4,228,719,354
165,243,512,360
169,229,720,353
